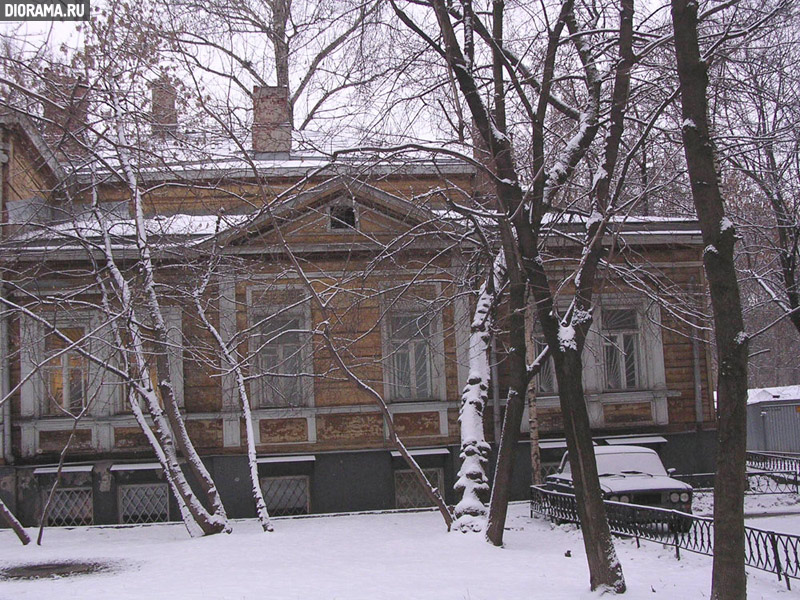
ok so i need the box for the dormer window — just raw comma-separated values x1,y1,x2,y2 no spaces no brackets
329,204,356,230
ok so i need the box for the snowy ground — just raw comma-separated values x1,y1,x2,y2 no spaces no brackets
0,503,793,600
694,490,800,534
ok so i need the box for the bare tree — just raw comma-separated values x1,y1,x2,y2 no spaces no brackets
670,1,751,598
385,0,671,591
712,2,800,346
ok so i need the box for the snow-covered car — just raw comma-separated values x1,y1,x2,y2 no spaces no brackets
545,445,693,513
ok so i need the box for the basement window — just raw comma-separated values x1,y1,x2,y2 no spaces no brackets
329,205,356,230
260,475,310,516
44,487,93,526
394,468,443,509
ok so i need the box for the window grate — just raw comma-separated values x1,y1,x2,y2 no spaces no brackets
394,468,443,509
260,476,310,516
119,483,170,524
45,488,93,527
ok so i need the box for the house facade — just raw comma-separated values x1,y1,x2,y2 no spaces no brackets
0,89,716,528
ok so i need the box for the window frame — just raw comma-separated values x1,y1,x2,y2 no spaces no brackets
43,486,93,527
20,311,122,420
41,325,90,417
393,467,444,509
327,202,358,231
117,482,171,524
380,297,446,403
259,474,311,516
115,306,184,415
247,292,314,409
600,307,643,392
533,336,558,396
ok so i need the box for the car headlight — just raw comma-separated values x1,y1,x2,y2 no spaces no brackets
669,492,680,503
680,492,690,503
619,495,630,503
610,495,619,502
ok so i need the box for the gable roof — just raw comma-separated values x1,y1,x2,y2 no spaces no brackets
0,112,67,184
215,176,459,250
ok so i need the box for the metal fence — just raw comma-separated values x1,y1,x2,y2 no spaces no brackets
530,485,799,589
747,451,800,475
674,470,800,495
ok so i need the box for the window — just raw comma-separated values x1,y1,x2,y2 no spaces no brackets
387,312,436,401
42,327,88,417
329,205,356,229
253,316,308,407
118,483,170,524
533,337,557,395
394,468,444,509
44,487,93,526
602,309,640,390
260,475,310,516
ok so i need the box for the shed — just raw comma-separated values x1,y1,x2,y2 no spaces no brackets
747,386,800,453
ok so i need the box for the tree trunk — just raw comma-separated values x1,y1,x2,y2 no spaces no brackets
671,2,749,599
485,268,528,545
555,348,626,593
453,252,506,532
0,496,29,545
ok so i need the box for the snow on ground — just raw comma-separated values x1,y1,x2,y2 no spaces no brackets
694,490,800,518
0,503,791,600
694,490,800,534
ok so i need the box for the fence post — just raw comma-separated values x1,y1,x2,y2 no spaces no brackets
674,521,681,561
769,531,783,584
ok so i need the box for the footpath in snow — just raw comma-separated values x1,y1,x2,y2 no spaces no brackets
0,502,791,599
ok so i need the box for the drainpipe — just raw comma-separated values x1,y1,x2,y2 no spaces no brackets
690,276,703,428
0,125,10,464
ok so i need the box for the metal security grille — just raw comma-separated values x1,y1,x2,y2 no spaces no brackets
119,483,170,524
45,488,93,526
260,476,309,516
394,468,443,509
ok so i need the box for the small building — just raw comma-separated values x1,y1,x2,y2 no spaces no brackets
747,385,800,453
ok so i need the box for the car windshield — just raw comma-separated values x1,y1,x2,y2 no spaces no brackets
560,450,668,477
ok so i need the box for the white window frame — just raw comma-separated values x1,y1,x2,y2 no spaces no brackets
600,308,642,391
247,291,314,409
380,296,446,403
20,311,121,420
587,298,666,394
116,306,184,414
41,325,90,417
533,336,558,396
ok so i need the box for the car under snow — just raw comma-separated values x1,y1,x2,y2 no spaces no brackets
545,445,693,513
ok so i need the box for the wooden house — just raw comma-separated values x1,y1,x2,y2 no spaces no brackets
0,89,716,527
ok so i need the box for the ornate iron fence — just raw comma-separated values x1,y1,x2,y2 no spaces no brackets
747,451,800,475
530,485,799,589
674,471,800,494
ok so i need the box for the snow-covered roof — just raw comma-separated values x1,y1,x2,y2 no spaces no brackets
747,385,800,405
11,213,254,253
78,129,474,183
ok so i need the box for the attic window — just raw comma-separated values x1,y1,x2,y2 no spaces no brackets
329,205,356,230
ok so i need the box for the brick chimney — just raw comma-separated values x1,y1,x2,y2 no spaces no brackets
252,85,292,155
41,69,89,155
151,77,178,139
